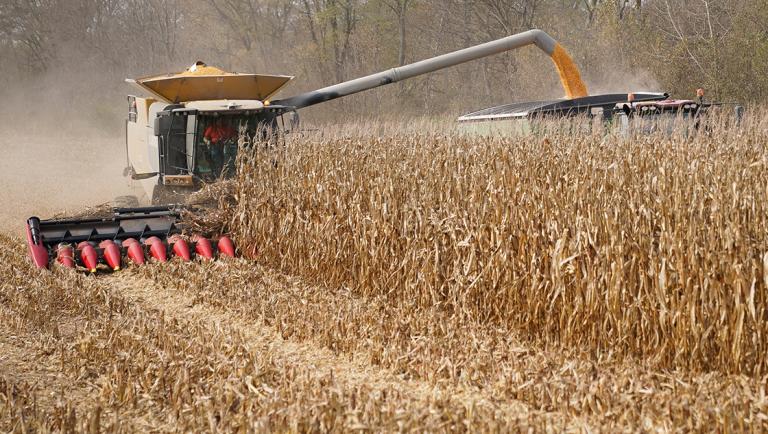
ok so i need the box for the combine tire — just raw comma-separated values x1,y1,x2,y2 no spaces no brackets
113,195,140,208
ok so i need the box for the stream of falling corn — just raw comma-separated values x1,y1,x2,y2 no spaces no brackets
551,43,588,98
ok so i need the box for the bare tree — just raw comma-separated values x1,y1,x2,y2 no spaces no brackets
0,0,58,73
577,0,641,24
206,0,294,53
0,0,766,117
300,0,359,83
473,0,538,36
381,0,414,66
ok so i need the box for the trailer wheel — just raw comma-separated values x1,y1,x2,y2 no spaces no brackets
113,195,140,208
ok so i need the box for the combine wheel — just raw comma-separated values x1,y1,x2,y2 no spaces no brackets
113,195,140,208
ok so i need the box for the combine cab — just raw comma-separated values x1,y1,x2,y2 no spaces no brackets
25,207,234,272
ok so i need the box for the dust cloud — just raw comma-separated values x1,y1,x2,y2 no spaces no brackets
0,89,140,235
585,67,662,97
0,131,137,235
0,61,149,235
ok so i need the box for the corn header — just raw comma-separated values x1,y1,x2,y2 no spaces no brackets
26,207,234,272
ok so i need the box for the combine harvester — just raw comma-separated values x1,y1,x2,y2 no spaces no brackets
24,29,701,272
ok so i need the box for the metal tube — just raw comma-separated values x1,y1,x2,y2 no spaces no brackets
274,29,559,109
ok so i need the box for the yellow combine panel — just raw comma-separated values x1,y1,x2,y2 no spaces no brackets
127,62,293,103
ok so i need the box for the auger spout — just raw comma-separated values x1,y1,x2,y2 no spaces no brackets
274,29,588,109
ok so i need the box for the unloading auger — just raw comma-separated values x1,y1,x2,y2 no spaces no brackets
272,29,588,108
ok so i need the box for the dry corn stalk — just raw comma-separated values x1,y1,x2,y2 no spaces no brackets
229,113,768,374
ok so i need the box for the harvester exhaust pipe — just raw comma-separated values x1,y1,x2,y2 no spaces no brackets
275,29,588,109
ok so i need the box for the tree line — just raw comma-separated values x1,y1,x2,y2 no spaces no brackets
1,0,765,122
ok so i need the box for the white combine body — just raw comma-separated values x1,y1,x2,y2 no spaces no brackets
124,62,295,204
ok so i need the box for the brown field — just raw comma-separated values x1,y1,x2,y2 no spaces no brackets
1,115,768,432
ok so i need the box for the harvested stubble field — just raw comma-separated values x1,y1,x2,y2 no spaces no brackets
2,115,768,432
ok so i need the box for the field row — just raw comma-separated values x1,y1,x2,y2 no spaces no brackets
2,233,767,431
